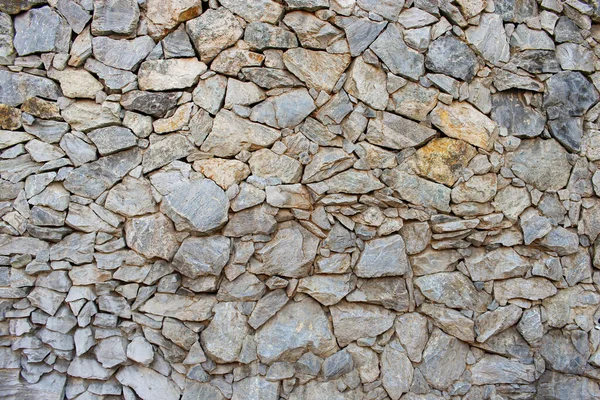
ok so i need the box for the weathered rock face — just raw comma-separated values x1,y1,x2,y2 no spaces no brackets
3,1,600,398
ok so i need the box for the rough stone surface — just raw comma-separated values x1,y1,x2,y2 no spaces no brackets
2,2,600,397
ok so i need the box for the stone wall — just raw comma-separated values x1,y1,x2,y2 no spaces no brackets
1,0,600,398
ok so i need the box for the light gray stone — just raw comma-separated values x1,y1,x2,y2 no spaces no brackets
172,236,231,278
13,6,70,56
187,8,244,62
92,36,155,71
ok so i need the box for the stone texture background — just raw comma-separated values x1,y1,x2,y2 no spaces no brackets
2,0,600,399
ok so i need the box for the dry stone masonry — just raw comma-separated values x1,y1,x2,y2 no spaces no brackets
4,0,600,399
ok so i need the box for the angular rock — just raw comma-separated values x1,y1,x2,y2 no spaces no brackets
142,134,195,173
250,88,316,129
0,70,60,107
322,169,384,194
139,58,207,91
510,24,555,50
354,235,409,278
256,296,337,363
222,205,278,237
62,100,121,132
116,365,180,400
245,22,298,50
121,90,180,117
187,8,244,62
252,221,319,277
283,48,350,93
47,67,102,99
465,247,529,282
370,24,424,81
193,74,227,115
330,301,396,346
344,56,388,110
139,293,216,322
249,149,302,184
430,102,497,150
465,13,509,65
248,289,289,329
425,35,478,81
0,11,15,65
491,92,546,137
337,16,386,56
88,126,137,156
172,236,231,278
91,0,139,36
220,0,283,24
105,176,157,217
415,137,477,186
420,303,475,343
202,110,280,157
230,182,266,211
476,305,523,343
13,6,70,56
494,277,557,306
470,354,536,385
382,169,451,212
92,36,155,71
366,111,436,150
543,71,599,119
418,328,469,390
302,147,355,183
389,81,438,121
202,302,250,363
415,272,490,312
265,184,312,210
506,139,571,191
145,0,202,39
298,274,355,306
232,377,279,400
125,213,179,260
194,158,250,189
64,148,141,198
346,277,409,311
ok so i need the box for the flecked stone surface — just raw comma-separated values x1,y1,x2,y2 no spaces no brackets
2,1,600,399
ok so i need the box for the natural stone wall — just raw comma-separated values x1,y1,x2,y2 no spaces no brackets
2,0,600,398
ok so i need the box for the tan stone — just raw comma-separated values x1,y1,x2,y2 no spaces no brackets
430,102,498,150
193,158,251,189
414,137,477,186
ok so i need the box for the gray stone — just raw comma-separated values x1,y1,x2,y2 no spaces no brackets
27,287,65,316
539,330,588,375
382,169,451,212
337,16,387,57
543,71,599,119
283,11,341,49
105,176,157,217
556,43,595,72
389,81,438,121
202,302,250,363
57,0,90,34
223,204,278,236
92,36,155,71
0,70,60,107
419,328,469,390
88,126,137,156
172,236,231,278
161,25,195,58
491,92,546,138
256,296,337,363
250,88,315,128
202,110,280,157
298,274,355,306
218,271,265,301
220,0,283,23
537,371,600,399
13,6,70,56
344,56,388,110
510,49,561,73
92,0,139,36
95,336,127,368
245,22,298,50
548,116,583,152
322,169,384,194
538,226,579,256
116,365,180,400
425,35,478,81
366,111,436,150
410,248,462,276
232,376,279,400
139,58,207,91
346,277,409,311
470,354,536,384
265,184,312,210
420,303,475,343
193,74,227,115
50,232,95,264
64,148,141,198
511,24,555,50
354,235,409,278
302,147,355,183
142,134,194,173
475,304,523,344
506,139,572,191
322,349,353,381
330,301,396,346
252,221,319,277
0,11,15,65
187,8,244,62
494,277,557,306
62,100,121,132
68,357,115,380
465,13,509,65
161,178,229,233
415,272,490,312
370,24,424,81
139,293,217,322
283,48,350,93
121,90,180,117
465,247,529,281
125,213,179,260
248,289,289,329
